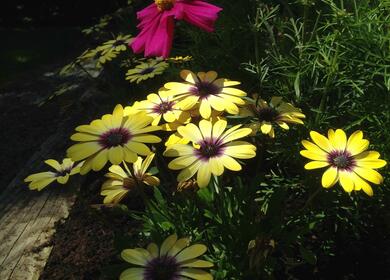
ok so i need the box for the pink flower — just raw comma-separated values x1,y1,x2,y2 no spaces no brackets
131,0,223,58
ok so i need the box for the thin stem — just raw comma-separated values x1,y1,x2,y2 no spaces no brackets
301,186,322,211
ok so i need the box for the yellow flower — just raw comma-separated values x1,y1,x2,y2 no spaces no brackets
101,153,160,204
164,70,247,119
120,234,213,280
126,59,168,84
67,104,161,174
24,158,82,191
132,91,190,125
97,34,133,54
240,95,305,138
164,119,257,188
167,55,193,63
300,129,387,196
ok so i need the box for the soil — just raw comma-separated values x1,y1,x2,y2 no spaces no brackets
39,173,141,280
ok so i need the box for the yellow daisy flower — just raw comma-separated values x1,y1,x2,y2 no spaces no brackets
120,234,213,280
164,70,247,119
97,34,133,54
126,59,169,84
24,158,82,191
240,95,305,138
300,129,387,196
164,119,257,188
132,91,190,126
101,153,160,204
67,104,161,174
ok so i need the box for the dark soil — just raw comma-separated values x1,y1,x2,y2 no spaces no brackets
39,173,141,280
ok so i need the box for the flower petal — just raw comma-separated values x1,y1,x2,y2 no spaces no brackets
339,171,354,192
310,131,334,152
304,161,330,170
119,268,145,280
321,167,338,188
176,244,207,263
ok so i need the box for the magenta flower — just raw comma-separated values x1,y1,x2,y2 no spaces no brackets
131,0,223,58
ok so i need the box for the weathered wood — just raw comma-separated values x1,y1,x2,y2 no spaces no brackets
0,125,82,279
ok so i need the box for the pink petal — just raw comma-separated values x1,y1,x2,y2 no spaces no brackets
176,0,223,32
131,10,175,58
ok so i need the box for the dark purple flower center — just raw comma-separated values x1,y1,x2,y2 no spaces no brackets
195,138,224,160
56,167,73,177
112,40,125,47
144,255,180,280
153,101,175,114
99,127,131,148
140,67,155,75
191,81,220,100
256,107,279,122
327,150,356,171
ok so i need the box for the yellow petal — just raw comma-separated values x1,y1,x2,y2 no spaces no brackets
222,127,252,143
140,153,155,174
332,129,347,151
221,87,247,97
346,130,369,155
180,69,198,84
176,96,199,110
176,244,207,262
197,163,212,188
28,178,57,191
353,167,383,184
310,131,334,152
168,155,198,170
108,146,124,165
168,237,190,256
108,165,128,178
131,134,161,143
261,123,272,134
300,150,328,161
212,119,227,139
126,141,151,156
199,101,212,119
321,167,338,188
146,243,159,258
92,150,109,171
67,142,101,161
179,268,213,280
25,171,56,182
160,234,178,256
56,174,70,184
224,141,256,159
350,172,373,196
124,147,138,163
112,104,124,127
181,259,214,268
301,140,328,155
220,155,242,171
339,171,354,192
44,159,61,171
208,95,226,111
304,161,330,170
164,144,195,157
356,159,387,169
209,157,224,176
204,70,218,82
121,249,150,266
178,123,204,143
177,160,202,182
119,268,144,280
199,119,212,139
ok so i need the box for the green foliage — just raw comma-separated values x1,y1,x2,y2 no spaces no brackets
51,0,390,278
